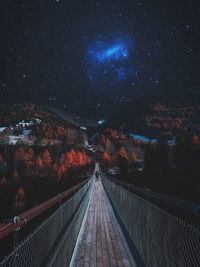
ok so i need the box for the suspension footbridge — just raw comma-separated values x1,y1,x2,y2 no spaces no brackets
0,163,200,267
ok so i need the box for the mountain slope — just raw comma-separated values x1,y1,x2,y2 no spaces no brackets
102,89,200,137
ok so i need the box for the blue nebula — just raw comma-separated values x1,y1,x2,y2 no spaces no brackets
89,42,129,63
86,35,136,85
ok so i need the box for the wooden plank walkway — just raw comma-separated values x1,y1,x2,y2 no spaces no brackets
70,177,137,267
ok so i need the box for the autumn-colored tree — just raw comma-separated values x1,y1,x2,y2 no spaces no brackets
78,151,85,166
103,151,111,162
57,163,66,179
36,156,44,169
75,151,88,167
64,149,77,168
130,151,137,163
63,149,90,169
70,149,77,167
81,151,89,166
42,149,52,167
118,147,128,176
64,150,73,168
75,151,82,166
192,134,199,145
118,147,128,160
102,151,111,166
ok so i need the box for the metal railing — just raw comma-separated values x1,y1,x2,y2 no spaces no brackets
0,177,94,267
106,176,200,216
102,174,200,267
0,179,90,240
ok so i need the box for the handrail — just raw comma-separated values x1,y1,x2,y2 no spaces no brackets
0,178,89,240
101,174,200,267
102,173,200,216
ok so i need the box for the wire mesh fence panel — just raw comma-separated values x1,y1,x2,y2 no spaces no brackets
102,175,200,267
47,179,94,267
0,178,94,267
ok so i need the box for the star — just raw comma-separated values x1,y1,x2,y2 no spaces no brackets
0,0,198,120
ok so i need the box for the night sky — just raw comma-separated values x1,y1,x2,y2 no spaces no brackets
0,0,200,119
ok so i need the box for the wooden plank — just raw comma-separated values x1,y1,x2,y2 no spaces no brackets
96,182,103,267
83,243,91,267
76,244,86,267
90,199,97,267
105,191,135,267
100,190,110,267
103,194,125,266
101,183,118,267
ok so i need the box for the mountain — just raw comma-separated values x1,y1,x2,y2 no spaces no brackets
102,88,200,138
0,103,97,129
0,103,94,146
50,107,97,129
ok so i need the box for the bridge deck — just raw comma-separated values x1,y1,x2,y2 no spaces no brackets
70,178,136,267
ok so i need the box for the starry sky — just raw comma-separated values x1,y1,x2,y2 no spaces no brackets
0,0,200,119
